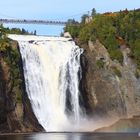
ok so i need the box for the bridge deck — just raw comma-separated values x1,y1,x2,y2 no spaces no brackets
0,19,67,26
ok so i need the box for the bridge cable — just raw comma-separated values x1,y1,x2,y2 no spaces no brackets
0,12,17,19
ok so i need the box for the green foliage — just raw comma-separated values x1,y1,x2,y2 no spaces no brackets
135,69,140,79
79,24,91,43
64,9,140,67
96,60,105,69
64,19,81,38
131,39,140,69
16,89,22,102
112,66,122,77
91,8,96,17
81,14,89,24
0,24,34,35
109,49,123,64
0,25,25,103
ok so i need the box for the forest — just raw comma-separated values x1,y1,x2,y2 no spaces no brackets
64,9,140,68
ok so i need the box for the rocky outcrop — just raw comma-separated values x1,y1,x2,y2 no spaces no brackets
0,60,8,132
80,40,140,121
0,39,43,133
94,115,140,132
0,57,23,132
0,36,140,133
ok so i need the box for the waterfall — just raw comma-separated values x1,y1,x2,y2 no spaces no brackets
8,35,84,132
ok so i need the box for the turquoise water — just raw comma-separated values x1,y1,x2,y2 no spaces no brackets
0,133,139,140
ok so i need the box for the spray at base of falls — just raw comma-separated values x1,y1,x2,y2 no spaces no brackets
8,35,87,132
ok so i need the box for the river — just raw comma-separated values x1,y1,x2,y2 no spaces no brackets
0,133,140,140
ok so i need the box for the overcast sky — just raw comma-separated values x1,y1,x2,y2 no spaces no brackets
0,0,139,35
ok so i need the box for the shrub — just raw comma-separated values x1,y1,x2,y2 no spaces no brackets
112,66,122,77
96,60,105,69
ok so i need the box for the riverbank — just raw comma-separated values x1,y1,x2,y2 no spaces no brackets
94,116,140,132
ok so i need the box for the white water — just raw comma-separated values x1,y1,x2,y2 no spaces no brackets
8,35,84,131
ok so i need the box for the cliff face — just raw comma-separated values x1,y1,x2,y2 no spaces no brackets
0,58,22,132
80,40,140,120
0,39,43,133
0,37,140,132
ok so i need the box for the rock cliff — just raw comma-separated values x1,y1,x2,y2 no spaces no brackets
0,37,140,132
0,39,43,133
80,40,140,121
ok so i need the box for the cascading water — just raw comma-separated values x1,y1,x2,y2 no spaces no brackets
8,35,85,132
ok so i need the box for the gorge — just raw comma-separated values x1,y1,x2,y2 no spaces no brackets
0,33,140,133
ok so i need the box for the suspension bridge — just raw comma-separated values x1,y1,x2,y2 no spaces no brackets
0,18,79,26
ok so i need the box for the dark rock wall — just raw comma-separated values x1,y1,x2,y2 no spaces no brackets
0,58,22,132
0,60,8,132
0,40,43,133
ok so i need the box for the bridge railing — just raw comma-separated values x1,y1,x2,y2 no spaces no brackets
0,19,68,25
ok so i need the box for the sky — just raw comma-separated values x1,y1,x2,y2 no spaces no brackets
0,0,139,36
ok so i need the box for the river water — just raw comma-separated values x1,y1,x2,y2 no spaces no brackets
0,133,139,140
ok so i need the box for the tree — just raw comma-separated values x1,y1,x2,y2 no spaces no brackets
34,30,37,35
91,8,96,17
63,9,140,67
81,14,89,24
21,28,26,34
66,19,78,25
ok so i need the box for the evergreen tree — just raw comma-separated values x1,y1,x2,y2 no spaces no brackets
91,8,96,17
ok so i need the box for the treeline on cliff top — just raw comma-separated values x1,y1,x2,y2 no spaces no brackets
64,8,140,68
